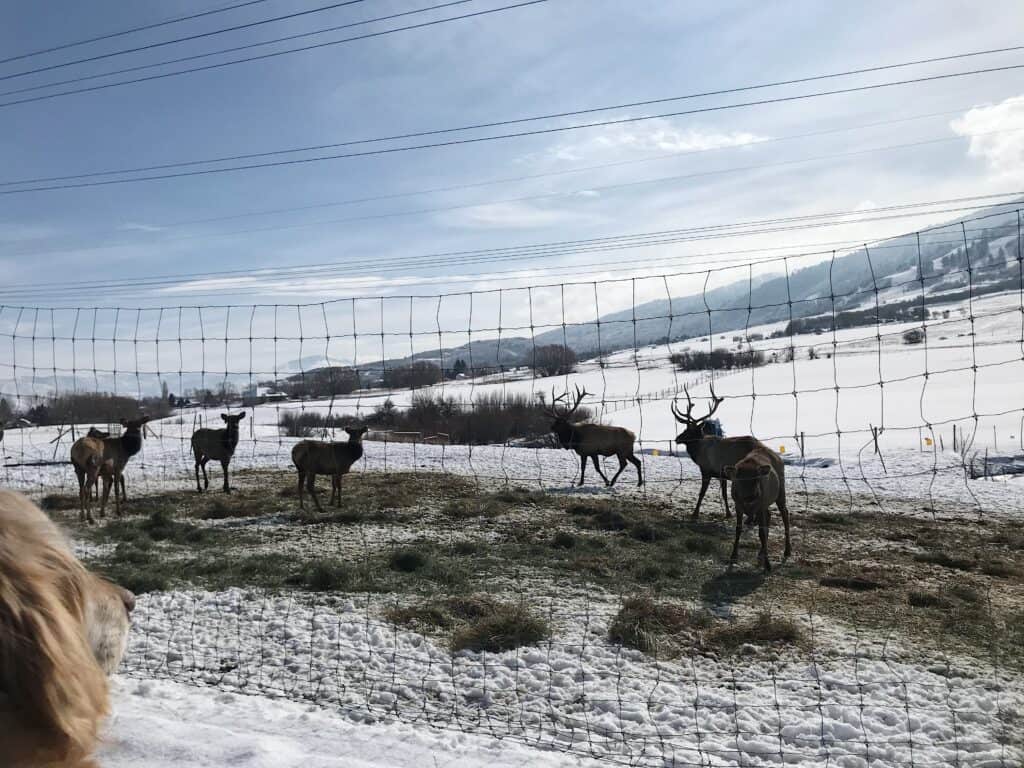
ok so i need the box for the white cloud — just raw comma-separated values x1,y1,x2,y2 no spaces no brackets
118,222,164,233
950,96,1024,177
537,119,769,165
442,201,591,230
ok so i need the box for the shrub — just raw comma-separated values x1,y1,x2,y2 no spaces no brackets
389,547,430,573
552,531,576,549
902,328,926,345
451,603,549,653
670,348,765,372
908,590,951,608
279,411,349,437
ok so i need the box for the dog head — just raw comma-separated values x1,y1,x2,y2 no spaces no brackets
0,490,133,767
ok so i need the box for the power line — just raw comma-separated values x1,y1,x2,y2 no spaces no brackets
0,0,273,66
0,0,374,83
3,43,1022,185
0,1,475,104
0,104,979,245
0,194,1017,299
7,126,1021,262
0,0,550,110
3,61,1023,194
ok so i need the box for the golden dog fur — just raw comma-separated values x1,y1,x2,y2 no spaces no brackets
0,489,133,767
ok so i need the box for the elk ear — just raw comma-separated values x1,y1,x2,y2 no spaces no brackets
238,412,246,421
221,413,229,422
758,465,772,476
723,465,736,479
119,418,127,427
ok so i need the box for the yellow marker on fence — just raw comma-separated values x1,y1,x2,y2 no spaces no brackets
651,449,660,456
925,437,933,446
779,445,786,454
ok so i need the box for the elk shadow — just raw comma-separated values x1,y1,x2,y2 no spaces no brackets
700,568,766,607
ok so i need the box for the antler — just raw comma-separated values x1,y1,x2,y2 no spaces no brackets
547,385,589,420
671,383,723,425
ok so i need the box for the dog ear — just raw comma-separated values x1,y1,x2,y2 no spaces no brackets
0,493,109,764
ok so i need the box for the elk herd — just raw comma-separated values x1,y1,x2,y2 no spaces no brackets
65,383,790,573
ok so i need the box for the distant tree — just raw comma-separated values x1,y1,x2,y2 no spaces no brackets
0,398,12,424
160,380,169,402
450,358,468,379
383,362,442,389
808,347,819,360
533,344,577,376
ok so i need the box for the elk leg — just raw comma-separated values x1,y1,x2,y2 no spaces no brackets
332,474,343,508
729,504,744,565
113,472,123,518
306,472,325,513
778,495,792,561
221,459,231,493
628,454,644,486
200,458,210,490
578,454,588,486
693,475,711,518
194,456,203,493
592,455,611,486
606,456,625,487
719,477,732,519
75,467,86,523
119,475,127,503
99,475,112,518
296,470,305,509
758,509,771,574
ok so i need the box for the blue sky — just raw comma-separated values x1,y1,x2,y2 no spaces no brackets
1,0,1023,346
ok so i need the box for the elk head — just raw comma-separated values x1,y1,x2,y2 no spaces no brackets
671,384,724,446
543,384,590,448
345,425,368,442
723,461,771,504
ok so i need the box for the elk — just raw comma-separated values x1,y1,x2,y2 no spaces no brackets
84,428,125,503
71,417,149,522
723,447,790,573
191,412,246,493
544,385,643,487
672,385,767,520
291,426,368,511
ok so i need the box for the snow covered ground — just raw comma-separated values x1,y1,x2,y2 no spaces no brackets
104,588,1021,768
100,676,605,767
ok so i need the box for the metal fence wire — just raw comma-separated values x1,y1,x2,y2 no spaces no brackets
1,207,1022,767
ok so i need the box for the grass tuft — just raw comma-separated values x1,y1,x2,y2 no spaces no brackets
908,590,952,609
298,560,352,591
707,611,803,652
819,576,883,591
451,602,548,653
552,531,576,549
389,547,430,573
913,551,975,572
608,596,710,654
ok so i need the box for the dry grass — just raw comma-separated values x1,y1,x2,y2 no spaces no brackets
608,596,712,654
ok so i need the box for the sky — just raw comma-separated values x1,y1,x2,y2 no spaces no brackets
1,0,1023,379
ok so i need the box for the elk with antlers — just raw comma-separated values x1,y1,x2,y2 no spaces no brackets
671,385,784,521
544,385,643,487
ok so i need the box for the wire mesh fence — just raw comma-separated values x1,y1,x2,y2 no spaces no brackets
1,207,1023,766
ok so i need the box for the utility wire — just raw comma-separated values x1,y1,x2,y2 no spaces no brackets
0,0,272,66
2,43,1022,185
0,0,473,102
6,127,1021,262
0,0,373,82
0,0,549,110
3,61,1023,193
0,195,1017,299
0,104,980,245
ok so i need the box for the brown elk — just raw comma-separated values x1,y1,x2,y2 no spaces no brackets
671,385,768,520
191,413,246,493
70,417,149,523
723,447,790,573
291,426,368,511
545,385,643,487
84,428,125,503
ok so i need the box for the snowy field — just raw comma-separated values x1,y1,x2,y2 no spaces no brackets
4,291,1024,767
